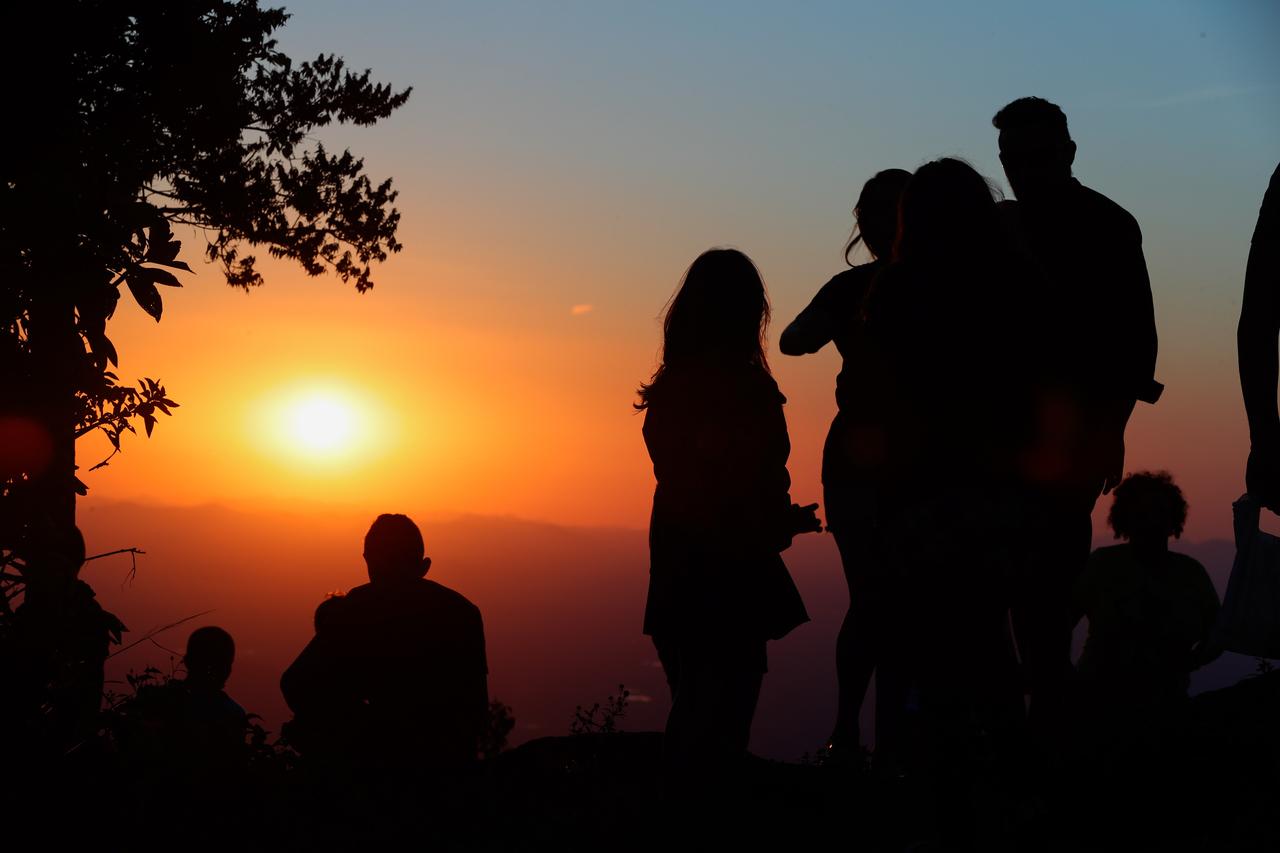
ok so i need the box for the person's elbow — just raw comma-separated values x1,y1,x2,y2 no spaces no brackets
778,325,808,356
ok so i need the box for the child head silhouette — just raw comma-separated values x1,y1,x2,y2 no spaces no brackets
184,626,236,691
1107,470,1188,548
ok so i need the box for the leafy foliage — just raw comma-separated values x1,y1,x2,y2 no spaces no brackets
0,0,408,751
570,684,630,736
0,0,409,506
482,699,517,760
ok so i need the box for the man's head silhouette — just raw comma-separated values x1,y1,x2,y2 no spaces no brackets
993,96,1076,202
364,513,431,584
184,626,236,691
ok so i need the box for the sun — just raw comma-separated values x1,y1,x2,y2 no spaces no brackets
262,386,377,463
251,380,393,473
288,394,356,452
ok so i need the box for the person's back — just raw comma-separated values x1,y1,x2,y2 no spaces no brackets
994,96,1161,494
281,514,488,770
1076,545,1218,700
309,578,486,762
1007,181,1156,417
1074,473,1220,706
121,626,248,775
863,162,1042,499
643,361,794,559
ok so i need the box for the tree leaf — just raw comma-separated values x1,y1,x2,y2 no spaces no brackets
141,267,183,287
126,278,163,321
95,333,118,367
147,238,182,263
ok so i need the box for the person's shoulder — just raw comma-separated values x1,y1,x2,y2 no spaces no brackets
218,691,249,721
315,585,367,624
1074,181,1141,237
1087,543,1130,567
825,262,880,290
1168,550,1213,579
419,579,483,617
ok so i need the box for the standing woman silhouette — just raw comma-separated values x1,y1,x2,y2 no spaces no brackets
780,168,911,759
638,248,820,779
863,158,1039,845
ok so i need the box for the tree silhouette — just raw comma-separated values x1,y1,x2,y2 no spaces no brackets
1,0,408,733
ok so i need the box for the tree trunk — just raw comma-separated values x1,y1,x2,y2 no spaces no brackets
26,281,78,539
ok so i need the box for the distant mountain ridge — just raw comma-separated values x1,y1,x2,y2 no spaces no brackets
77,500,1251,761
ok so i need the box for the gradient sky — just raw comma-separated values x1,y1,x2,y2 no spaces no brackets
82,0,1279,542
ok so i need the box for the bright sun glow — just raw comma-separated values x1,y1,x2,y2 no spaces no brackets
289,395,355,452
260,385,382,465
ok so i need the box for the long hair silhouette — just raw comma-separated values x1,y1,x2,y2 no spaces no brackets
636,248,771,409
894,157,1002,261
845,168,912,265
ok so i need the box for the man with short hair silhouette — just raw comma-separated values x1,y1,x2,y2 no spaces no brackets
993,97,1162,739
281,514,488,770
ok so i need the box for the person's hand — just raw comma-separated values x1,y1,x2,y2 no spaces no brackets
1247,442,1280,514
789,502,822,536
1100,435,1125,495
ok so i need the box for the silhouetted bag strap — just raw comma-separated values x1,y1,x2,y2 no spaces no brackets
1214,495,1280,657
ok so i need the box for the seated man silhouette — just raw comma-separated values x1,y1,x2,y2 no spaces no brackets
281,514,488,770
123,626,249,773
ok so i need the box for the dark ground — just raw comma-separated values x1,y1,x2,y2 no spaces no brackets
17,670,1280,852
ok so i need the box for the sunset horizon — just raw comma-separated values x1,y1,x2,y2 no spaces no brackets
5,1,1279,847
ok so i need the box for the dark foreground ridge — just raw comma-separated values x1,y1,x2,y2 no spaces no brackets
15,670,1280,851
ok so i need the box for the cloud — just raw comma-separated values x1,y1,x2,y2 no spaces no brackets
570,304,593,316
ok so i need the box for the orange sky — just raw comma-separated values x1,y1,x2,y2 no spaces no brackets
76,1,1280,543
78,227,1256,544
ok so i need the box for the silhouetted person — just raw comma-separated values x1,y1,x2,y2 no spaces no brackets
993,97,1162,738
1073,472,1220,708
1239,164,1280,510
1067,472,1220,853
638,249,820,781
863,158,1038,844
280,514,488,771
121,626,249,772
2,525,125,754
779,168,911,760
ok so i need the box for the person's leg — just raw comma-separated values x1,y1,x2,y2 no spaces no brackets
653,634,680,698
827,482,882,753
708,666,764,766
1012,490,1094,740
830,527,879,752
